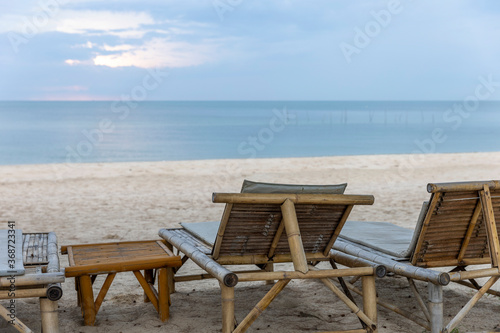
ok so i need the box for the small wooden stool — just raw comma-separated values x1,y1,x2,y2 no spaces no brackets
61,240,182,326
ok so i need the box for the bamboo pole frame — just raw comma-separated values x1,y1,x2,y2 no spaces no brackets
0,273,64,288
220,283,235,333
158,268,169,321
427,180,500,193
64,255,181,277
333,239,450,285
144,270,154,302
428,283,443,333
448,267,500,281
411,192,442,266
310,267,376,330
159,229,238,287
213,203,233,260
361,275,377,332
212,193,375,206
40,297,59,333
344,280,430,330
267,219,285,259
417,257,492,268
233,279,290,333
323,205,353,256
47,233,59,273
0,304,32,333
446,276,500,332
457,201,483,262
454,280,500,297
479,185,500,268
215,252,330,265
407,278,431,322
79,275,96,326
318,329,366,333
281,199,308,273
0,289,47,298
237,267,374,282
94,273,115,313
134,271,159,312
330,250,386,278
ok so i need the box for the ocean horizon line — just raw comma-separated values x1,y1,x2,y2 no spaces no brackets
1,101,499,165
3,99,500,103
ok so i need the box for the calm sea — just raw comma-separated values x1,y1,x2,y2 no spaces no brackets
0,101,499,165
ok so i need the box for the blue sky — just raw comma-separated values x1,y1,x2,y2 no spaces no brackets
1,0,500,101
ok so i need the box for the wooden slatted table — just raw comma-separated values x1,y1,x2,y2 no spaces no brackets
61,240,182,326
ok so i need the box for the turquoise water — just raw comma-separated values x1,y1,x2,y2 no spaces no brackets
0,101,499,165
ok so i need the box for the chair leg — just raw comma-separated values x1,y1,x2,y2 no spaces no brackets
362,275,377,333
40,298,59,333
0,303,32,333
445,275,499,332
220,283,235,333
234,279,290,333
264,263,274,285
427,282,443,333
79,275,96,326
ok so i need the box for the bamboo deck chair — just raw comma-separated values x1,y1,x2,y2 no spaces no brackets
332,180,500,333
159,182,380,333
0,224,64,333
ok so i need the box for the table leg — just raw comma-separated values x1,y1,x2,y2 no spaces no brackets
75,277,81,307
79,275,96,326
144,269,154,303
158,268,169,321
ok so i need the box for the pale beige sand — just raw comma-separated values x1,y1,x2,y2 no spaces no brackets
1,152,500,332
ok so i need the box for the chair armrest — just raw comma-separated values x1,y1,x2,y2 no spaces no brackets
159,229,238,287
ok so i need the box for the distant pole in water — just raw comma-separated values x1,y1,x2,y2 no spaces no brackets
369,111,374,123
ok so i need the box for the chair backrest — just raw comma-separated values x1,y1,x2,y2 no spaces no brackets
210,193,374,267
411,181,500,268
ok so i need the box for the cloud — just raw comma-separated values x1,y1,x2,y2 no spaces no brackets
0,6,219,69
101,44,134,51
0,9,155,36
65,59,82,65
56,10,155,34
92,37,215,68
39,85,89,92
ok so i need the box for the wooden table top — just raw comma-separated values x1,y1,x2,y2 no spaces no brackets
61,240,182,277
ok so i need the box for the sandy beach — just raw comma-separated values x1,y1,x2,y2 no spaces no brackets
2,152,500,332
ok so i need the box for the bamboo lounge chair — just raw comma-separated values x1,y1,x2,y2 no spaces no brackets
159,185,380,333
332,180,500,333
0,224,64,333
